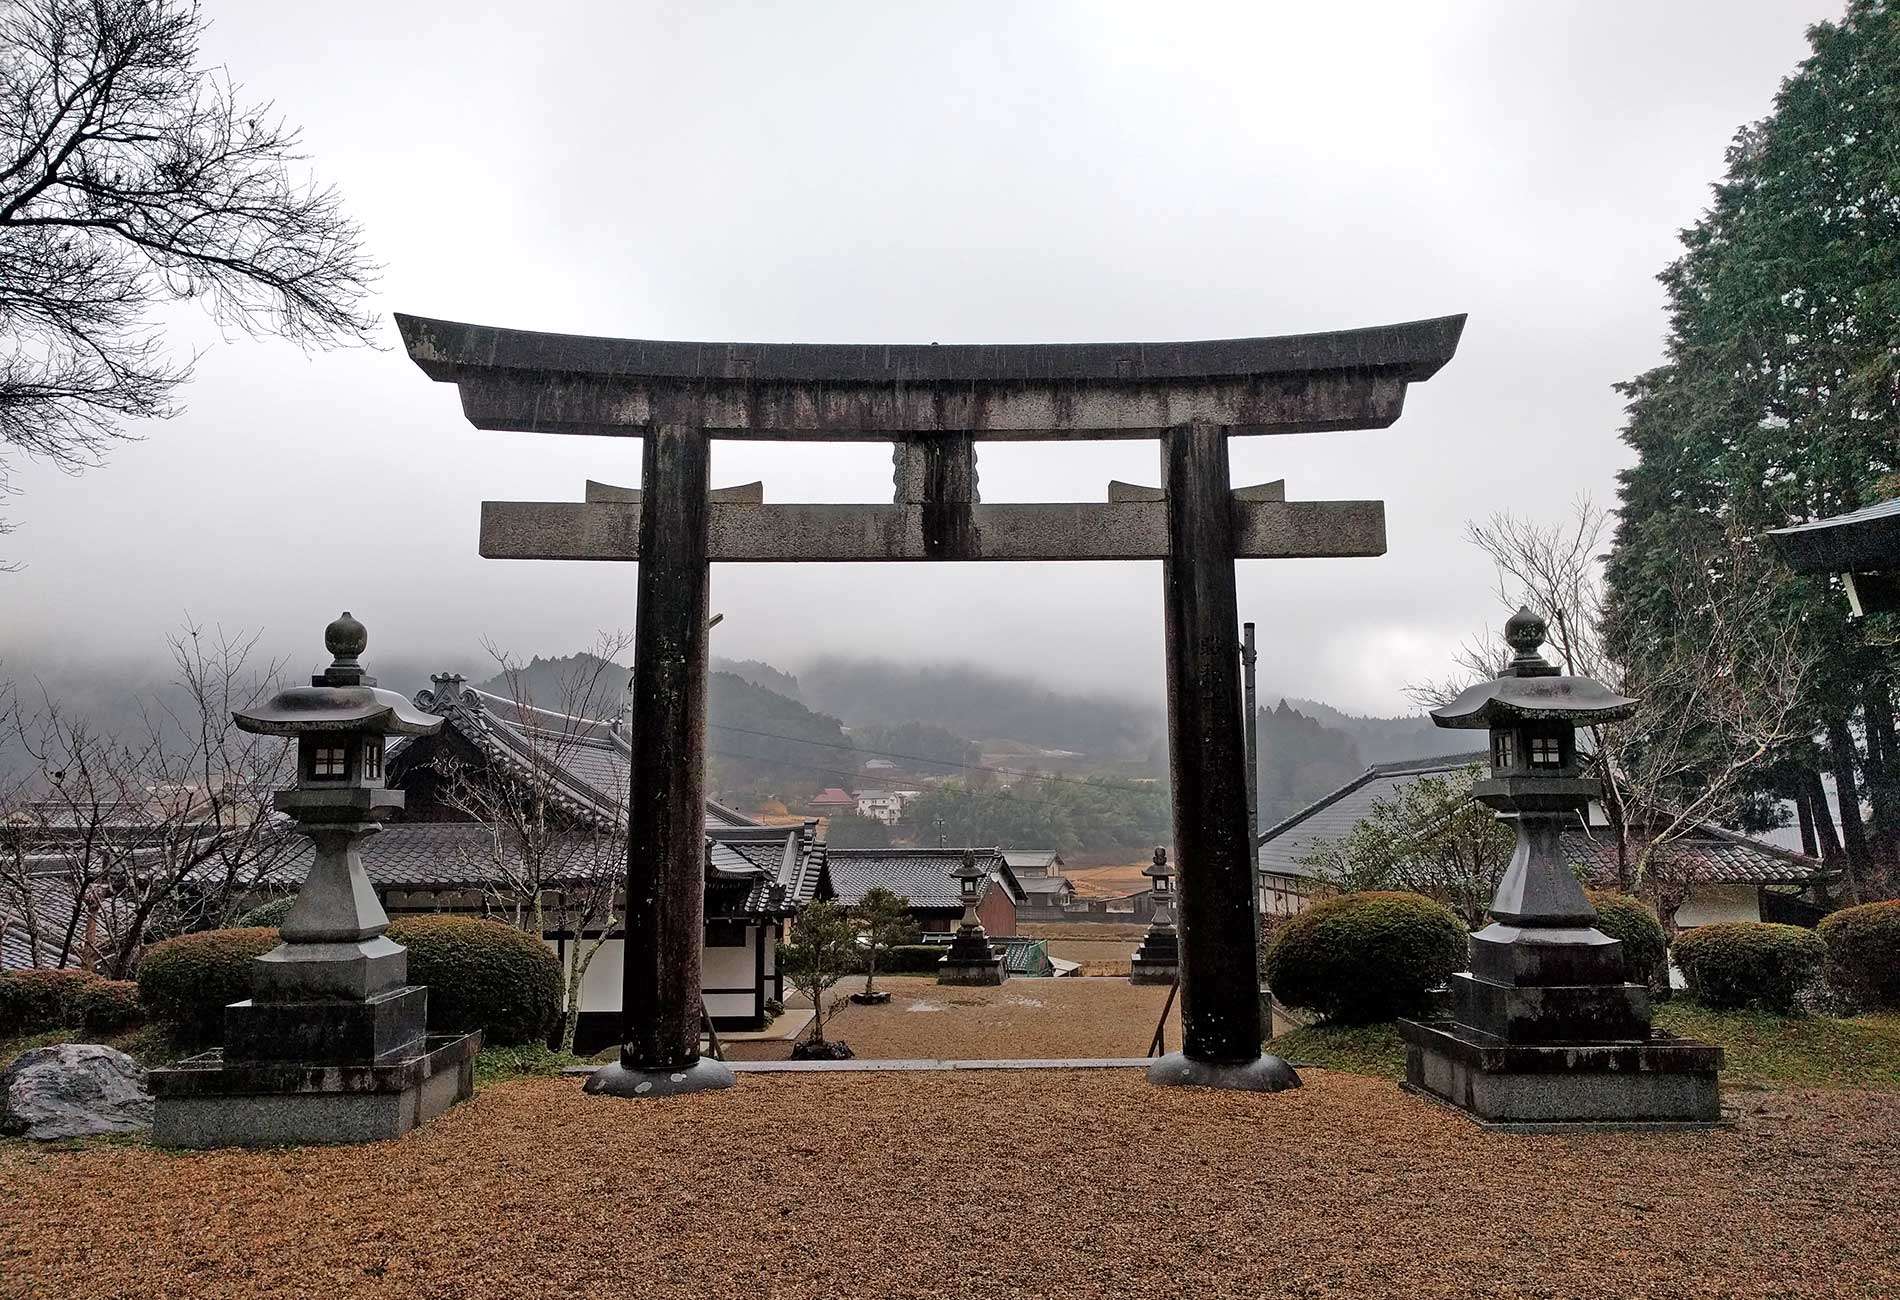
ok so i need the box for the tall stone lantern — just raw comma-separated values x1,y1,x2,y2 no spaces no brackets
1129,847,1180,985
937,849,1005,985
1396,608,1723,1129
150,613,483,1147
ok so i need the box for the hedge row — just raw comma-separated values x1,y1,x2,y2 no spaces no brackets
1674,922,1824,1013
135,917,564,1046
1584,891,1669,989
1818,900,1900,1010
0,969,146,1038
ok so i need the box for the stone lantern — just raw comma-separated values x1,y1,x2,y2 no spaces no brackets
1396,607,1723,1128
150,613,483,1147
937,849,1004,985
1129,847,1180,985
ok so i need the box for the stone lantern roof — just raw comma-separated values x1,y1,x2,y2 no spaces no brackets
234,613,443,738
1429,607,1636,730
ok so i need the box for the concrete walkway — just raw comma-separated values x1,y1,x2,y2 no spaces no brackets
563,1056,1154,1076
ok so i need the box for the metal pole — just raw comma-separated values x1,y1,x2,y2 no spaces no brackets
1159,424,1265,1066
1243,621,1260,849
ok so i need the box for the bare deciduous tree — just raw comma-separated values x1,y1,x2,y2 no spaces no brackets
0,0,378,550
427,633,633,1053
1409,499,1815,915
0,619,295,973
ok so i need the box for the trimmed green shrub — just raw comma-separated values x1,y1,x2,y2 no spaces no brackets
234,895,298,929
75,979,145,1035
136,927,279,1042
386,915,561,1046
0,968,102,1036
1265,891,1466,1024
1818,900,1900,1010
1674,922,1823,1013
1586,890,1669,989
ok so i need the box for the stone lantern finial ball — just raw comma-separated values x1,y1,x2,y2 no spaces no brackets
326,611,368,661
1504,606,1546,654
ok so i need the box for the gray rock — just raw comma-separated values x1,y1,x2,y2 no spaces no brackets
1,1044,153,1140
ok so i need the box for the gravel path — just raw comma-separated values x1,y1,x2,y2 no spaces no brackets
2,1072,1894,1299
728,974,1180,1060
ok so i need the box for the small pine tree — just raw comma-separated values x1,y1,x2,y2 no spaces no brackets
777,900,858,1046
853,887,919,998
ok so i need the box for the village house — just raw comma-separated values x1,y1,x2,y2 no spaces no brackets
808,787,855,817
1257,752,1826,927
854,790,902,825
825,847,1025,937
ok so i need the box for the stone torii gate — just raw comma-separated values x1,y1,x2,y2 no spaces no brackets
397,312,1465,1095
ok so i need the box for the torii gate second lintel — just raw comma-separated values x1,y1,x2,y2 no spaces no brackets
396,311,1466,1096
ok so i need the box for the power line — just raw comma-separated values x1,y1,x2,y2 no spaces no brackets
705,719,1162,797
705,748,1164,818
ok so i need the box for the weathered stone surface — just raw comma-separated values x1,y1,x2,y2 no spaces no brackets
1,1044,153,1140
479,497,1387,563
1147,1051,1302,1092
397,312,1467,438
584,1056,736,1098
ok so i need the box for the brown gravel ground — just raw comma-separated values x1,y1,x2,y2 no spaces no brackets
728,974,1179,1061
2,1072,1895,1300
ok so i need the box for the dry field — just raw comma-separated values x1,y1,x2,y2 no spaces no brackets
728,975,1179,1061
3,1072,1895,1299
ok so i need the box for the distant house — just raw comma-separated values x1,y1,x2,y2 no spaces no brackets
809,787,855,815
1257,752,1825,927
855,790,902,825
1003,849,1065,878
826,847,1025,937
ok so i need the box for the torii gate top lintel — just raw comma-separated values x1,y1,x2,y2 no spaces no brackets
394,312,1466,439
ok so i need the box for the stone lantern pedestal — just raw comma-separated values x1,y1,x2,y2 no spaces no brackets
1396,609,1722,1130
1129,847,1180,985
150,614,481,1147
938,850,1006,985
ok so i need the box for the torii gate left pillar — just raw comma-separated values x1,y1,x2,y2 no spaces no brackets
398,311,1465,1096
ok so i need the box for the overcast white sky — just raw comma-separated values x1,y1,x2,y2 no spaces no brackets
0,1,1843,715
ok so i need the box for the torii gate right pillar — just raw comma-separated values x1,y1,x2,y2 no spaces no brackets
1155,424,1287,1084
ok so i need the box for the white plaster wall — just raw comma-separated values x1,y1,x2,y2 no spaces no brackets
550,928,762,1015
1674,884,1761,929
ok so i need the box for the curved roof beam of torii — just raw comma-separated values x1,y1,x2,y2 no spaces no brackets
394,312,1466,440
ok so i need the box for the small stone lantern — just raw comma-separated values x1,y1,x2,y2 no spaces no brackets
149,613,483,1147
1129,847,1180,985
937,849,1004,986
1396,607,1723,1128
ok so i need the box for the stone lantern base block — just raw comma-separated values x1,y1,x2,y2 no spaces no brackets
584,1057,737,1098
1128,957,1178,985
1147,1051,1302,1092
224,984,429,1065
937,955,1006,985
251,937,408,1002
149,1031,480,1148
1397,1019,1723,1129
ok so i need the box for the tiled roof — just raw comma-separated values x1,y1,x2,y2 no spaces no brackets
1016,874,1074,897
1004,850,1062,872
1,874,90,971
397,678,762,832
1257,751,1823,888
826,848,1019,910
274,817,825,918
1257,752,1487,877
1559,825,1819,887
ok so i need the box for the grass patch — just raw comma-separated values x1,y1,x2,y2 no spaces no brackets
1656,1003,1900,1090
1,1024,194,1070
1268,1021,1406,1078
1262,1008,1900,1090
475,1042,584,1085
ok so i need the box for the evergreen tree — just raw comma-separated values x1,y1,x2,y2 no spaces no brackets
1605,1,1900,900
